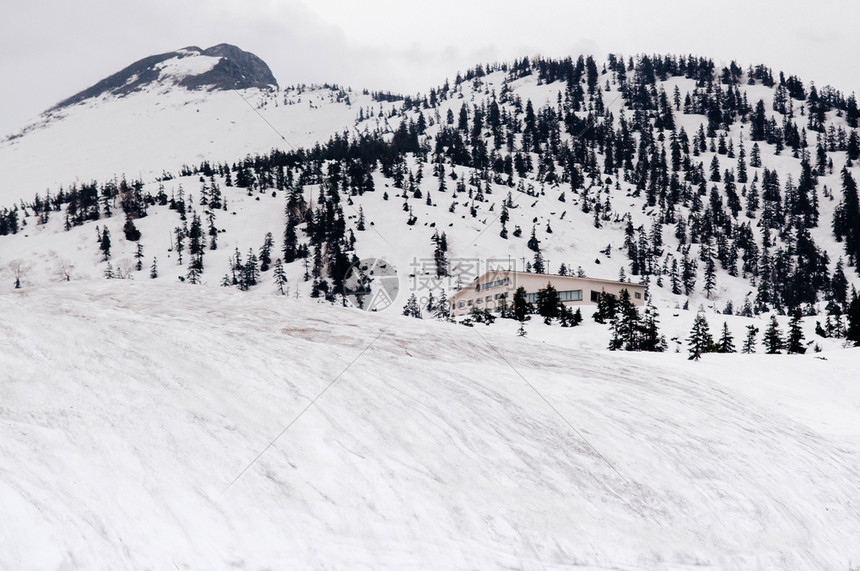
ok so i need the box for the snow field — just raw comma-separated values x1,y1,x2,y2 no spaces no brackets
0,281,858,569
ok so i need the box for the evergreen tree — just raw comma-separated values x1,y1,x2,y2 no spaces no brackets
703,253,716,298
687,310,714,360
403,293,422,318
592,291,619,323
846,293,860,346
123,216,141,241
273,258,288,295
670,258,682,295
433,231,449,277
532,249,546,274
100,227,111,261
134,243,144,271
763,315,784,354
716,322,736,353
786,308,807,354
435,290,450,320
174,225,185,265
638,304,666,352
150,257,158,279
742,325,759,353
750,142,762,167
241,248,259,290
527,226,540,251
833,168,860,268
558,306,583,328
608,289,641,351
709,155,721,182
512,286,533,324
469,306,496,325
208,212,218,250
499,202,509,239
426,291,436,314
737,140,748,183
681,247,697,295
188,212,204,256
187,214,205,274
259,232,274,272
536,283,561,324
831,258,849,308
186,265,201,284
283,220,298,263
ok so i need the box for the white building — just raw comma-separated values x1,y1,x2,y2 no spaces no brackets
449,270,646,317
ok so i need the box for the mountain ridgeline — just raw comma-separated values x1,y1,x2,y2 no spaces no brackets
3,50,860,325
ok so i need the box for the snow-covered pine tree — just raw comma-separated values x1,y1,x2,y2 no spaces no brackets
716,322,736,353
403,294,421,318
123,215,141,241
100,227,111,261
273,258,288,295
134,243,144,271
687,310,713,360
846,293,860,346
763,315,784,354
435,290,450,320
259,232,274,272
512,286,532,324
535,283,560,325
207,212,218,250
742,325,759,354
174,226,185,265
786,308,806,354
608,289,640,351
638,304,666,352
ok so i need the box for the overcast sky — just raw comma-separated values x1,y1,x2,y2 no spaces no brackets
2,0,858,137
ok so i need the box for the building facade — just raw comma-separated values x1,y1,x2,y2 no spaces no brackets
449,270,646,317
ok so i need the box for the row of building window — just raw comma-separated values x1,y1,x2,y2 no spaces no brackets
452,288,642,312
476,277,511,292
588,290,642,301
524,289,583,304
454,292,508,309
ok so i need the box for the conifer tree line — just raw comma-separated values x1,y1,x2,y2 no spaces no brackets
683,304,848,359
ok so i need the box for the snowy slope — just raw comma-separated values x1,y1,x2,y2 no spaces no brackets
1,280,859,569
0,84,375,205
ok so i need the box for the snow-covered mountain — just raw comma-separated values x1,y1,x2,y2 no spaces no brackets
0,44,359,201
2,49,859,318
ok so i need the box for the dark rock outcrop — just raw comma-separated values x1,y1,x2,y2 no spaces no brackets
52,44,277,110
